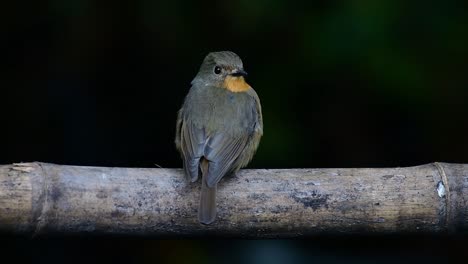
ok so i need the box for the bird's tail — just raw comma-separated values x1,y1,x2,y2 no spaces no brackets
198,158,217,224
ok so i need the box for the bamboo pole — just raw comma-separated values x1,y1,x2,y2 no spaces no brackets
0,162,466,237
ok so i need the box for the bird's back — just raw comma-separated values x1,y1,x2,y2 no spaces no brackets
182,84,258,136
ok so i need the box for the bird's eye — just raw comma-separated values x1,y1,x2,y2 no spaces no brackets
214,66,222,75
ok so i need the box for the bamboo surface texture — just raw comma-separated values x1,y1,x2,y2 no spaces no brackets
0,162,467,237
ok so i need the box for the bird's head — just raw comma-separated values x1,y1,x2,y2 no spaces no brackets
192,51,250,93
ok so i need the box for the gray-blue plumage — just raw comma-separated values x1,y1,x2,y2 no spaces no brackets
175,51,263,224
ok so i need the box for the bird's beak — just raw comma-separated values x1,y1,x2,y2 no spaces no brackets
230,69,248,77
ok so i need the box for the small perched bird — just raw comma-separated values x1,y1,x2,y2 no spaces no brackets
175,51,263,224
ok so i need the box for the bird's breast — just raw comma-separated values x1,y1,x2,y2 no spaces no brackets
223,76,251,93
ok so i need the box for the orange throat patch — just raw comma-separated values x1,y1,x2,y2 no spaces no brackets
223,76,251,93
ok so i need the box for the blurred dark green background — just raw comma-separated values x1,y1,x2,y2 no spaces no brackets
1,0,467,263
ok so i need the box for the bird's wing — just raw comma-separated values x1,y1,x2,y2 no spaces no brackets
177,116,206,182
203,89,263,188
231,89,263,169
203,132,250,187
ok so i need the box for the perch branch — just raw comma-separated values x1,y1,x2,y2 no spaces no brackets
0,162,467,237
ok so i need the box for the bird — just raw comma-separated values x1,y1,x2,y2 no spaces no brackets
175,51,263,224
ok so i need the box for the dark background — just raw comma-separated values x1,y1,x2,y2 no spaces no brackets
1,0,467,263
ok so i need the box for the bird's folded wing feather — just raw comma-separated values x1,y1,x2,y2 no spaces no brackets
204,132,250,187
178,118,205,182
204,91,263,187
